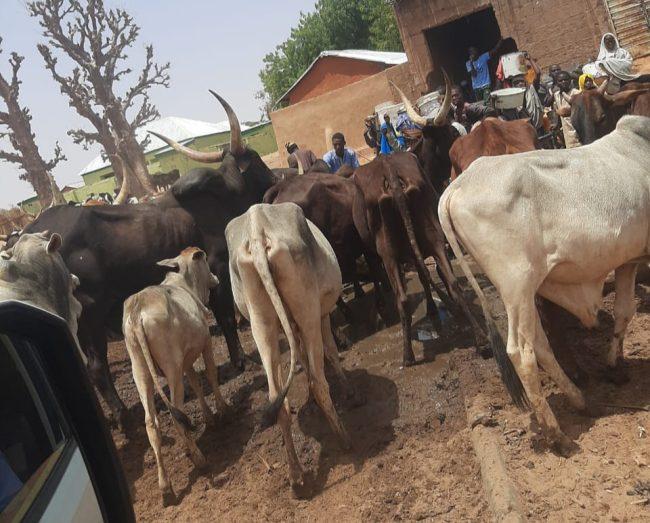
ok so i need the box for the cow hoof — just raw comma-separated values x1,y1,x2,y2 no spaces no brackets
604,363,630,385
551,433,579,457
476,343,492,359
581,401,605,418
402,356,416,368
290,474,312,499
192,452,208,470
161,488,177,507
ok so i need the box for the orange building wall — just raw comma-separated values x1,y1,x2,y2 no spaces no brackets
271,62,418,165
286,56,387,105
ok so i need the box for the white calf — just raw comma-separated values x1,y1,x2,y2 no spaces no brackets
439,116,650,453
122,247,227,502
226,202,351,493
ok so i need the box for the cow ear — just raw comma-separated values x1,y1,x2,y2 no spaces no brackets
157,258,179,269
192,249,206,261
46,233,62,254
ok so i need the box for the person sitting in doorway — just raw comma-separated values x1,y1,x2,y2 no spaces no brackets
285,142,317,173
323,132,360,172
466,39,504,102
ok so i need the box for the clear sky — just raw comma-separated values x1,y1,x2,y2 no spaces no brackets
0,0,316,208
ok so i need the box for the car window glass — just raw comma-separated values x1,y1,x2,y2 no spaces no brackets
0,334,68,517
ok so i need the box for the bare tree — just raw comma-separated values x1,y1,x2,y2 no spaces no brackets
29,0,170,202
0,37,66,207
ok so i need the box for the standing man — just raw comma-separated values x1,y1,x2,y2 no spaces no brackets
552,71,581,148
286,142,317,172
323,132,360,172
466,39,503,102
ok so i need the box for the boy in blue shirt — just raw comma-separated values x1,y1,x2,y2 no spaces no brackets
466,39,504,102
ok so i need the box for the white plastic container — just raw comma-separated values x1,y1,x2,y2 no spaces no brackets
491,87,526,110
500,52,527,79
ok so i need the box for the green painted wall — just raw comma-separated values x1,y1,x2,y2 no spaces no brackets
19,122,277,214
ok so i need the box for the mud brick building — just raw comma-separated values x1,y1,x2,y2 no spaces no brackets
393,0,650,93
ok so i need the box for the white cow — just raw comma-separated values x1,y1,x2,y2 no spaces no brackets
226,202,351,493
122,247,227,503
0,231,82,338
439,115,650,453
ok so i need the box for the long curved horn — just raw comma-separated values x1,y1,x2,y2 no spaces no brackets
390,81,428,127
148,131,225,163
390,68,452,128
209,90,244,156
433,69,452,127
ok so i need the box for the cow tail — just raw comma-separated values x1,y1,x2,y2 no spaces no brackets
387,161,443,305
249,214,298,429
438,187,529,410
131,314,195,431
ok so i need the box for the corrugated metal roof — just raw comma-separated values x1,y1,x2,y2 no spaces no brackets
277,49,407,105
605,0,650,56
79,116,250,176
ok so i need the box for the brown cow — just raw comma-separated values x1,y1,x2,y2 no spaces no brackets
449,118,539,179
352,152,487,366
564,79,650,144
263,172,387,320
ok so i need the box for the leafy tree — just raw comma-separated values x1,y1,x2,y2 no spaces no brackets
259,0,402,109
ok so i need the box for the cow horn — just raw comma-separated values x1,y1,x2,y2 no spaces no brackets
209,90,244,156
148,131,225,163
391,81,428,127
390,68,451,128
433,69,452,127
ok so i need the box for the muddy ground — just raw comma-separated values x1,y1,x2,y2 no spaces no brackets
108,272,650,521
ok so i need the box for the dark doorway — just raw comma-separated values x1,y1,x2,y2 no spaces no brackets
425,7,501,93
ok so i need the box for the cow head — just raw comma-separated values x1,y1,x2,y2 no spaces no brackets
149,91,275,204
0,231,82,334
157,247,218,305
390,71,455,195
565,82,650,144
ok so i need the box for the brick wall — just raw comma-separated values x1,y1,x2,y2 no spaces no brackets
270,62,418,164
394,0,613,92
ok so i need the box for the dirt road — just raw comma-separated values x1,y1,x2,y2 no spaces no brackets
108,274,650,521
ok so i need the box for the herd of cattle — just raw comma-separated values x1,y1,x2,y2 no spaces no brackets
0,76,649,502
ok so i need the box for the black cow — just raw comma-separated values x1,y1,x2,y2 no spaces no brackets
10,93,275,425
391,72,455,195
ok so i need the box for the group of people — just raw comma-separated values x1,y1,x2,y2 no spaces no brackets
452,32,637,147
283,32,637,172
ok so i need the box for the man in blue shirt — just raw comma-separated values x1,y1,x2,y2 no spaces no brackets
323,132,360,173
466,40,503,102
